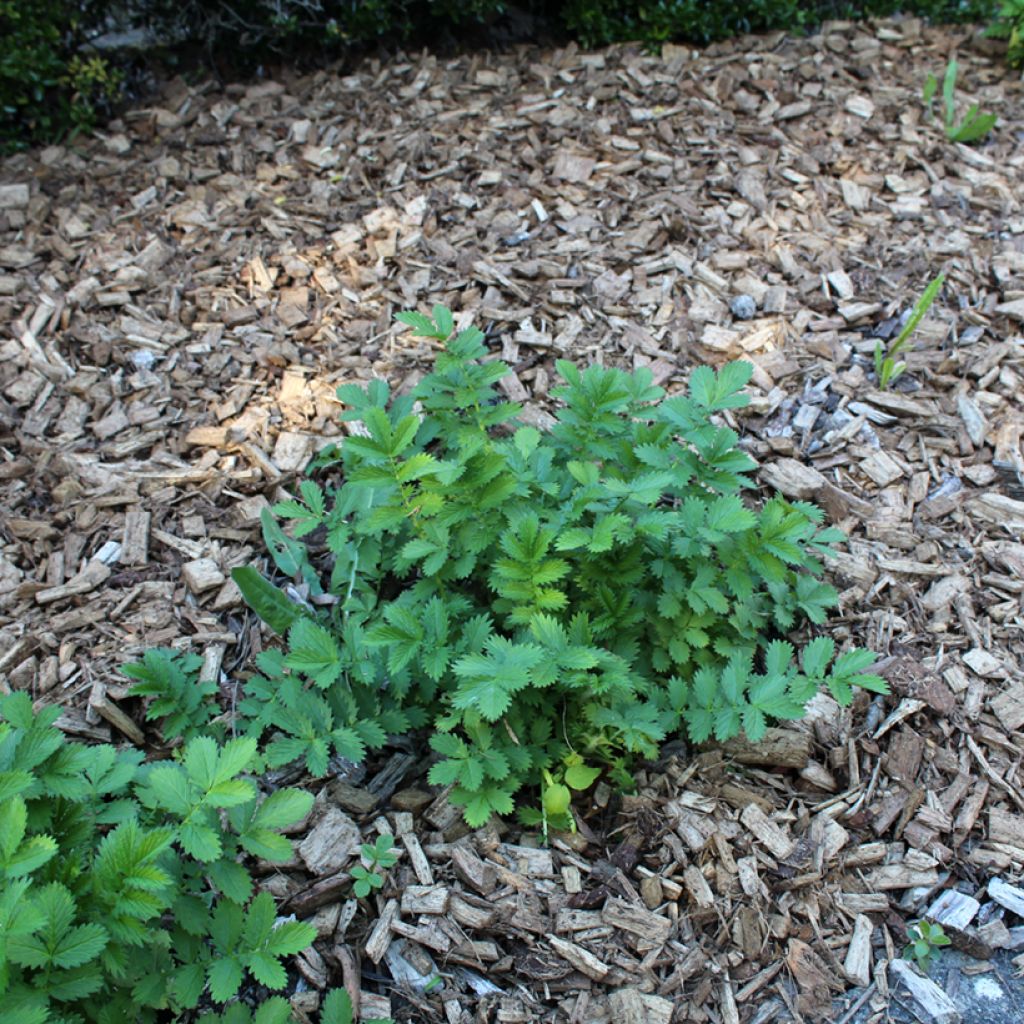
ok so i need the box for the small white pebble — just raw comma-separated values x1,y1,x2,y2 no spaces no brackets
973,976,1006,1001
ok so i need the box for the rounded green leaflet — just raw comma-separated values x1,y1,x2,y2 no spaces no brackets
564,764,600,791
542,782,571,818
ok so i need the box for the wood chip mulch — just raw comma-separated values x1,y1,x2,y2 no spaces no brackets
1,15,1023,1024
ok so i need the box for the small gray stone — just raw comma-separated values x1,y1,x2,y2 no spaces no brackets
730,294,757,320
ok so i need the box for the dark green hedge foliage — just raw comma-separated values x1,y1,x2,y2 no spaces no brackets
0,0,121,149
562,0,996,47
987,0,1024,66
1,0,1001,150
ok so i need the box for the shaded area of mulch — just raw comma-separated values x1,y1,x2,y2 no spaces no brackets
2,14,1024,1023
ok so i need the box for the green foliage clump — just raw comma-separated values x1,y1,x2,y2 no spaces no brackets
873,274,944,389
3,1,1009,148
0,0,121,150
350,836,399,898
195,987,392,1024
987,0,1024,66
903,919,951,973
922,59,997,144
231,306,886,830
0,691,316,1024
561,0,997,49
122,647,221,742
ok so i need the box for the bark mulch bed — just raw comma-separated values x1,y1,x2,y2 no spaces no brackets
1,14,1024,1024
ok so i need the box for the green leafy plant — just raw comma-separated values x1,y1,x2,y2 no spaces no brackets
873,274,945,390
122,647,221,742
196,988,393,1024
903,919,951,974
562,0,996,49
350,835,399,898
0,691,315,1024
232,306,886,829
319,987,393,1024
922,58,997,144
987,0,1024,67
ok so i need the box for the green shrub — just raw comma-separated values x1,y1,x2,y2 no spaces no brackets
0,0,121,150
987,0,1024,65
129,0,508,58
229,307,886,832
0,691,317,1023
562,0,996,49
1,0,1007,148
122,647,222,743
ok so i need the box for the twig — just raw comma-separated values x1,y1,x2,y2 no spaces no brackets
834,981,877,1024
965,734,1024,814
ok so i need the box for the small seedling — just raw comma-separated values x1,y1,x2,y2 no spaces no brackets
350,834,398,898
904,919,951,973
923,59,997,144
873,273,944,390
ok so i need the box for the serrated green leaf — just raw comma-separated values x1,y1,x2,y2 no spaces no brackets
209,859,253,904
251,788,313,830
286,619,342,688
321,988,355,1024
254,998,295,1024
208,957,244,1002
801,636,835,679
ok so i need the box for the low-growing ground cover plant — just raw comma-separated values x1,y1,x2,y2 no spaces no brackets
922,58,997,144
230,306,886,830
350,835,399,898
0,692,316,1024
903,919,951,973
873,274,945,390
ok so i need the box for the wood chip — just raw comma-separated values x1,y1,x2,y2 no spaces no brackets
889,959,961,1024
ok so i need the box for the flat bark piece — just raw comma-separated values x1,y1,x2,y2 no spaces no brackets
927,890,980,932
35,559,110,605
364,899,399,964
390,918,451,953
121,507,151,565
449,894,497,931
861,449,904,486
989,809,1024,851
400,833,434,886
450,845,496,895
607,987,674,1024
182,558,225,594
88,686,144,745
968,493,1024,531
683,864,715,909
552,150,595,183
601,896,671,947
786,938,840,1017
0,184,30,208
740,803,796,860
720,727,811,768
759,457,827,499
864,856,940,892
546,934,610,981
400,885,449,916
889,959,961,1024
272,430,313,472
297,805,360,875
843,914,874,987
988,877,1024,916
